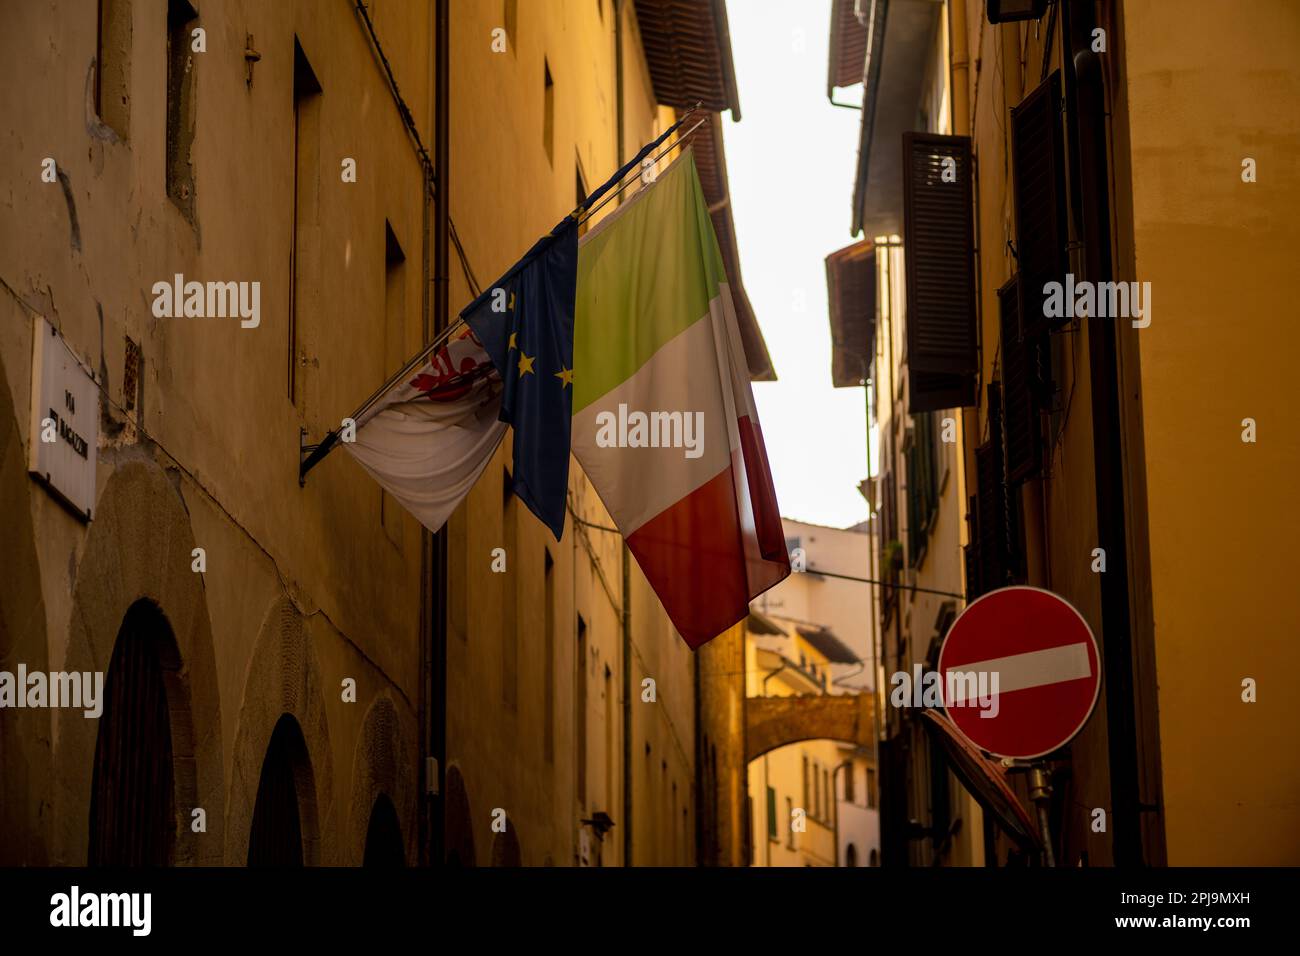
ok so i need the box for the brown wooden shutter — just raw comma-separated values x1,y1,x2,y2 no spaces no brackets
902,132,977,413
999,275,1043,483
976,385,1007,591
1011,72,1068,335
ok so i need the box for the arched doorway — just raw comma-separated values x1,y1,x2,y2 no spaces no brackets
444,765,476,866
490,824,522,867
363,794,404,866
248,714,312,866
88,601,179,866
845,843,858,867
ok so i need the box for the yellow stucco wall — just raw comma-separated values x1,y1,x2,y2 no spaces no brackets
1119,0,1300,865
0,0,700,866
443,0,694,867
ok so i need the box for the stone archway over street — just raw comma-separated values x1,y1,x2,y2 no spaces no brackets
745,694,876,763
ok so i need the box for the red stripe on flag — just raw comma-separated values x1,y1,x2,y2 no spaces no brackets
626,467,751,650
737,416,786,565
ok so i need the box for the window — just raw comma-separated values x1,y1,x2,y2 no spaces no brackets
544,549,555,762
604,663,614,810
576,614,587,806
1011,72,1068,335
900,132,977,413
974,385,1008,592
802,756,809,811
907,412,940,566
785,797,795,848
290,38,322,402
503,469,518,708
165,0,199,223
999,274,1046,484
543,59,554,165
96,0,130,138
766,786,776,839
867,766,877,809
844,764,856,803
823,769,830,819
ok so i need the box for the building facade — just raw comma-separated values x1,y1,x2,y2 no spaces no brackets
827,0,984,868
1,0,771,868
827,0,1300,866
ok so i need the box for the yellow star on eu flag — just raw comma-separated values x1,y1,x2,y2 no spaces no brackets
508,331,518,350
517,352,535,376
554,366,573,388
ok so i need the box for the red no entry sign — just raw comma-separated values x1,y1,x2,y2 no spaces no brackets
938,586,1100,760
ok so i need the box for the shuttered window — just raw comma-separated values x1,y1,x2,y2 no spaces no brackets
963,495,982,599
999,275,1043,483
906,412,940,567
901,132,978,413
1011,72,1068,335
880,465,899,619
975,385,1008,592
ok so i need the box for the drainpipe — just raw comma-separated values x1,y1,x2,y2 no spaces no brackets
615,0,633,871
833,760,849,866
429,0,450,867
864,381,881,840
1061,0,1142,868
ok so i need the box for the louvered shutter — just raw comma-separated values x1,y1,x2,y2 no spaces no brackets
976,385,1008,590
902,132,977,413
1011,72,1068,335
975,444,1005,592
999,275,1042,483
964,493,982,599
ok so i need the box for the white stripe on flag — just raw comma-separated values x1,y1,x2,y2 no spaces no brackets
948,642,1092,703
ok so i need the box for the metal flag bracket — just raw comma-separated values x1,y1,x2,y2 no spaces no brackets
299,427,340,487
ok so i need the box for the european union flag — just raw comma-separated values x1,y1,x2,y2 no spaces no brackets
462,217,577,540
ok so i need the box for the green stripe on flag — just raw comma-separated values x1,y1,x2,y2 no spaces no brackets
573,152,728,414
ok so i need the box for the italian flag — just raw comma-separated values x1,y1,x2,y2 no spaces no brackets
572,150,790,649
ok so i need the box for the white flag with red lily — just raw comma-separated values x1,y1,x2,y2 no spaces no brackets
343,325,507,533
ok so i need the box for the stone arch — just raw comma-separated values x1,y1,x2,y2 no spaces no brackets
443,763,477,866
346,691,417,865
53,457,223,865
0,345,50,864
744,694,876,763
226,596,332,865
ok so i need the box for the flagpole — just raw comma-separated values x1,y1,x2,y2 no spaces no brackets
578,114,709,226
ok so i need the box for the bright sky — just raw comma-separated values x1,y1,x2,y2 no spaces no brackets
723,0,871,530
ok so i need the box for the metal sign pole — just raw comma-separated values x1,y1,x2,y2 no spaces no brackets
1027,764,1056,867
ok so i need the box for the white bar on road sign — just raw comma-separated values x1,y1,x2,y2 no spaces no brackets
948,642,1092,704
